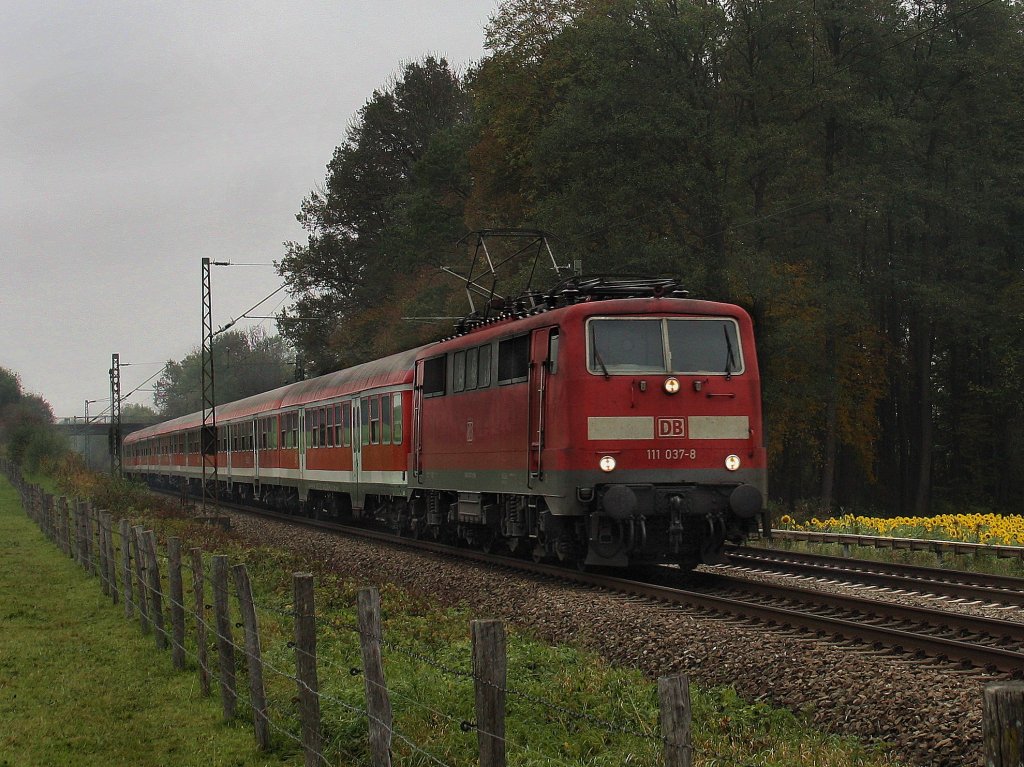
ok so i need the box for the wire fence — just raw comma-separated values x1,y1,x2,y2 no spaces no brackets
8,459,1021,767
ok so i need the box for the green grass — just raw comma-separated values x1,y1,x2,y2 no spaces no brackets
0,477,300,767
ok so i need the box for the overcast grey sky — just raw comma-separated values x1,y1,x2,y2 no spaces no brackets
1,0,498,418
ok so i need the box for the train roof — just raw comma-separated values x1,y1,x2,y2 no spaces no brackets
420,296,753,356
125,345,426,443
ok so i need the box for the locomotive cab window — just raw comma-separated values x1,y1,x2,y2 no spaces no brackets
667,318,744,375
498,334,530,385
588,319,664,373
587,317,744,376
422,356,446,397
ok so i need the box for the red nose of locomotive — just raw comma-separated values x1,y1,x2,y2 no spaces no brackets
552,302,766,567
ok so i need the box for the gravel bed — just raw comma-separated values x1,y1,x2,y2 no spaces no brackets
224,511,996,767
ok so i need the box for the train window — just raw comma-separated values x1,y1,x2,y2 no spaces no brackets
667,318,744,375
326,406,334,448
393,394,403,444
319,407,328,448
453,351,466,393
588,319,665,373
478,345,491,388
498,334,530,385
548,330,559,374
465,348,478,390
360,397,370,445
382,393,392,445
280,420,288,449
342,402,352,447
369,396,380,444
422,356,446,397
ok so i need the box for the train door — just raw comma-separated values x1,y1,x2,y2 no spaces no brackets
352,398,364,510
298,409,307,477
252,419,259,486
225,424,233,480
413,360,425,482
528,326,559,485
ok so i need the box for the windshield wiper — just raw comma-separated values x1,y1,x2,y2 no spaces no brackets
594,347,611,380
723,325,735,381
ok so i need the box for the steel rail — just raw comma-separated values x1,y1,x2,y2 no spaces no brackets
721,547,1024,606
698,575,1024,643
770,529,1024,561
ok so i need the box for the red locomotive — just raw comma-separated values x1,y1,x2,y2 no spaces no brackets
125,274,766,568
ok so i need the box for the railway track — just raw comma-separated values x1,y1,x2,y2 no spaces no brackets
719,546,1024,608
177,494,1024,676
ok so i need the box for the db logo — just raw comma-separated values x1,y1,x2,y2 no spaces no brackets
657,417,686,438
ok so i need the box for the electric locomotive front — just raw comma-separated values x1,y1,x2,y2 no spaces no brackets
411,289,766,569
536,297,767,567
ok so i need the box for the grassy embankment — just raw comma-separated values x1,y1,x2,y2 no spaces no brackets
1,472,905,766
0,476,297,767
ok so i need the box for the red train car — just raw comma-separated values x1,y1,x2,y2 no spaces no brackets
125,280,766,568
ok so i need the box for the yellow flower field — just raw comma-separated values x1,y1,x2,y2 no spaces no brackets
777,512,1024,546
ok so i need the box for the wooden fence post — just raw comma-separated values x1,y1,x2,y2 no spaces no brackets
59,497,70,557
83,503,96,575
358,587,393,767
54,496,63,552
98,511,110,596
472,619,506,767
131,525,151,634
233,564,270,750
92,506,102,576
984,681,1024,767
103,513,118,605
659,675,693,767
74,501,84,567
293,572,322,767
167,537,186,670
190,548,211,697
44,494,54,542
119,519,134,618
212,554,237,721
144,530,167,651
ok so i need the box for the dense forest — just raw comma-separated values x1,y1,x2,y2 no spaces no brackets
277,0,1024,517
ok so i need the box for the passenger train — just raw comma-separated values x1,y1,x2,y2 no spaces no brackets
125,277,767,568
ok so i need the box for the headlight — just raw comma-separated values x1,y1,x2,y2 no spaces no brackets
725,454,741,471
599,455,617,472
664,377,680,394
